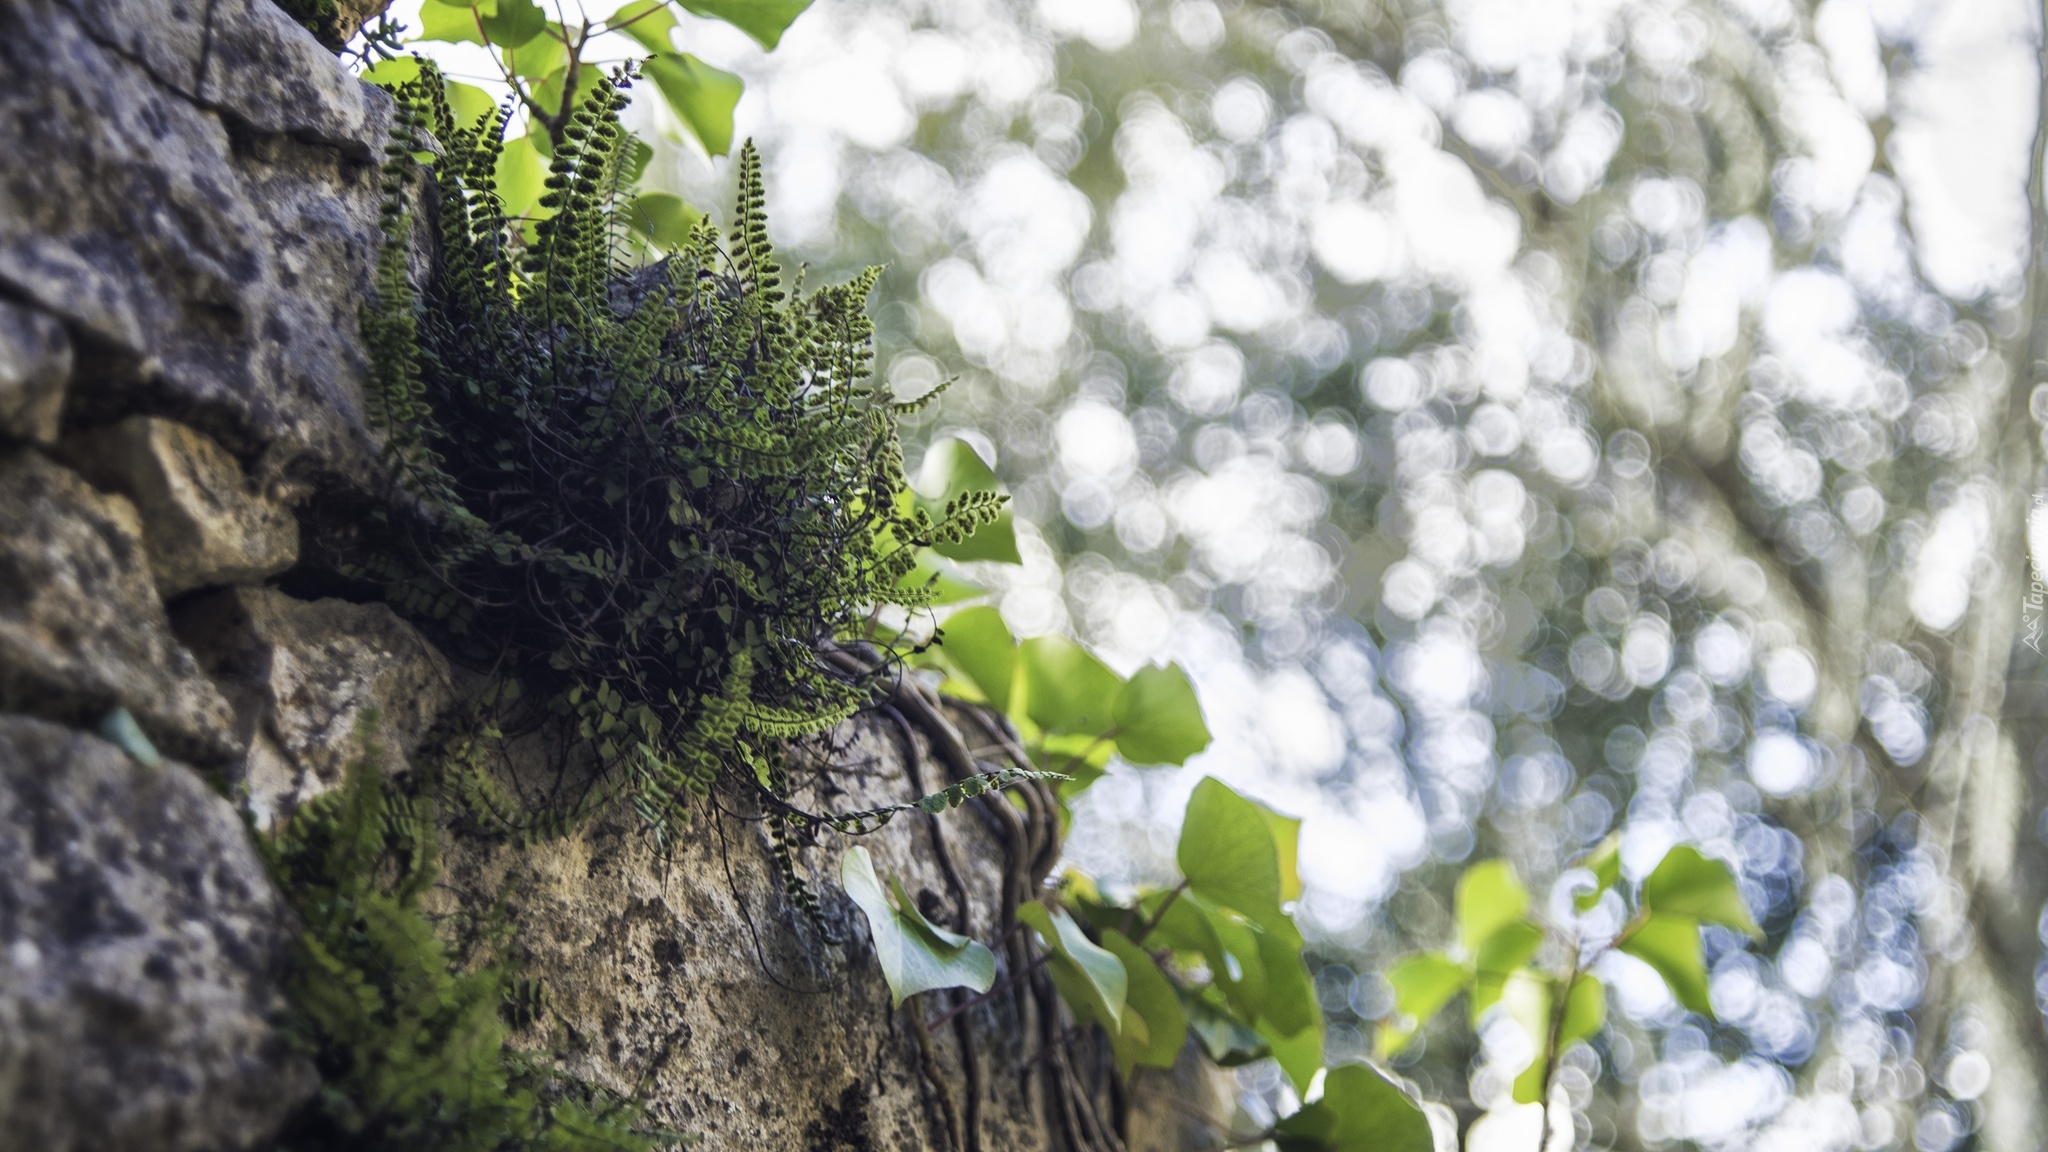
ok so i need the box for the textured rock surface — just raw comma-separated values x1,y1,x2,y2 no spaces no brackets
0,448,239,764
0,0,390,490
0,715,315,1151
175,585,456,828
62,416,299,596
435,714,1064,1152
0,299,71,443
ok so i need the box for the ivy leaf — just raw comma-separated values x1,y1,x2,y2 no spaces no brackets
361,55,423,85
1640,845,1761,937
840,846,995,1008
914,438,1020,564
680,0,813,50
624,192,701,251
1111,662,1210,766
1266,1020,1324,1096
606,0,677,53
643,52,743,157
415,0,489,44
1254,928,1319,1038
1264,805,1303,904
1144,890,1267,1023
505,29,566,80
935,605,1016,709
1176,777,1293,940
1101,929,1186,1075
1618,912,1712,1016
480,0,546,47
1273,1064,1434,1152
1377,951,1467,1058
1185,990,1268,1065
1468,920,1543,1025
1574,833,1623,912
444,80,500,129
494,131,549,219
1019,902,1127,1031
531,64,602,124
1019,636,1123,737
1455,860,1529,955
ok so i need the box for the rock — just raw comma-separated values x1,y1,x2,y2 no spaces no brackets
174,586,457,828
0,449,238,764
0,714,314,1152
62,416,298,597
0,0,391,496
0,300,70,444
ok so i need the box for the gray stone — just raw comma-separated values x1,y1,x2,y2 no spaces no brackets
0,714,314,1152
0,449,239,764
0,0,392,495
175,586,457,828
62,416,299,597
0,301,71,443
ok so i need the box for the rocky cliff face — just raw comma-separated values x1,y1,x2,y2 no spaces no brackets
0,2,1225,1149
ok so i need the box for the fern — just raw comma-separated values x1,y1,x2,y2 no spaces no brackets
359,63,1002,846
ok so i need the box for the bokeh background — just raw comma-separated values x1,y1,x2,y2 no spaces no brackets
383,0,2047,1147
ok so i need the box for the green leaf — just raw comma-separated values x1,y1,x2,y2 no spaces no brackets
624,192,702,251
1574,833,1623,912
494,131,549,219
361,56,423,85
1559,973,1605,1048
480,0,545,47
644,52,743,157
915,438,1020,564
1185,989,1268,1065
530,64,601,125
1102,929,1187,1074
1255,928,1319,1038
415,0,488,44
505,28,566,79
1640,845,1761,937
1019,902,1127,1030
1618,911,1712,1016
1378,951,1468,1058
1456,860,1529,955
444,80,499,129
1177,777,1293,939
1469,920,1543,1023
1111,662,1211,766
679,0,813,50
1266,1021,1323,1095
1273,1064,1434,1152
936,606,1017,710
1265,806,1303,904
840,846,996,1008
1019,636,1124,737
606,0,677,53
1144,890,1267,1023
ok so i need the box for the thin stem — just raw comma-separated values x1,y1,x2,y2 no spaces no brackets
925,946,1051,1030
1131,879,1191,947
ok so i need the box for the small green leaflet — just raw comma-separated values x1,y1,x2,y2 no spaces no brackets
1273,1064,1434,1152
643,52,743,157
1378,951,1465,1057
1019,902,1128,1031
914,437,1020,564
1111,662,1211,766
840,846,994,1008
1640,845,1761,937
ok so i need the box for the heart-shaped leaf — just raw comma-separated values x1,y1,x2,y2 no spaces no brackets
1377,950,1467,1058
841,846,995,1008
644,52,743,157
1618,911,1711,1016
1111,662,1210,766
1455,860,1528,955
1020,635,1124,737
680,0,814,50
1019,902,1127,1030
606,0,677,53
1177,777,1292,939
935,605,1016,708
624,192,701,250
1640,845,1760,937
1273,1064,1433,1152
494,131,549,219
480,0,545,47
1101,929,1186,1075
415,0,489,44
